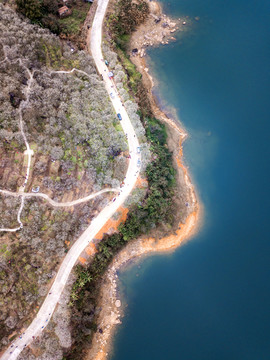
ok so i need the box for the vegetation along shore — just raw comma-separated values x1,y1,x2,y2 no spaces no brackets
77,1,200,360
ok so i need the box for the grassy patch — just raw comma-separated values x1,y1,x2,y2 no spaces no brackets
117,49,142,93
114,122,122,131
41,42,62,68
40,41,80,69
15,0,91,45
59,8,89,36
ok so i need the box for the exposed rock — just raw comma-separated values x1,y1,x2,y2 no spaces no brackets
115,300,121,308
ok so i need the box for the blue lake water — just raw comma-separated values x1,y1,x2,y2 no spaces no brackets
111,0,270,359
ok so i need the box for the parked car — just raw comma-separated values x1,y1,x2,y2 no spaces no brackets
117,113,122,120
136,146,141,154
110,92,115,99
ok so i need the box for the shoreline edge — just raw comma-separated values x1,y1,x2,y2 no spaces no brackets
87,1,202,359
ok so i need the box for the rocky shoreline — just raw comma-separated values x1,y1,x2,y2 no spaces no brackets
85,2,200,360
129,0,190,53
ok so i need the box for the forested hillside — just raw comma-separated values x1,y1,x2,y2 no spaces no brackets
0,5,128,194
0,4,127,346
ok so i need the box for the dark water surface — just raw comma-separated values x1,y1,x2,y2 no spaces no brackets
111,0,270,359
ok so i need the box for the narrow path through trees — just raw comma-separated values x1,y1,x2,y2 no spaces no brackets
0,187,118,208
0,62,118,231
0,58,35,232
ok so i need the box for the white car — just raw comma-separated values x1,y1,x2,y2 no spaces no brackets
110,92,115,99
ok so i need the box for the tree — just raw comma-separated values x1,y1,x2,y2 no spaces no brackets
42,15,61,35
16,0,42,22
42,0,58,14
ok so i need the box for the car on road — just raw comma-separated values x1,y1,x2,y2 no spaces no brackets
117,113,122,120
136,146,141,154
110,92,115,99
137,159,141,167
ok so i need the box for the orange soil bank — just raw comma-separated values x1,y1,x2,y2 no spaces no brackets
141,211,198,253
85,243,97,256
94,206,129,240
176,139,185,169
79,256,87,265
135,176,148,188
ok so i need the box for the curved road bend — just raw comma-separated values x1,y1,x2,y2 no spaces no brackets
1,0,141,358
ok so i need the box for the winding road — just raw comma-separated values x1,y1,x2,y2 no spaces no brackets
0,188,118,208
1,0,141,358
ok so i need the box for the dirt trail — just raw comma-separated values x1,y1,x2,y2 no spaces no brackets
0,188,118,208
0,59,35,232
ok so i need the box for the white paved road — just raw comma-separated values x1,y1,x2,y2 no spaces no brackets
0,0,141,358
